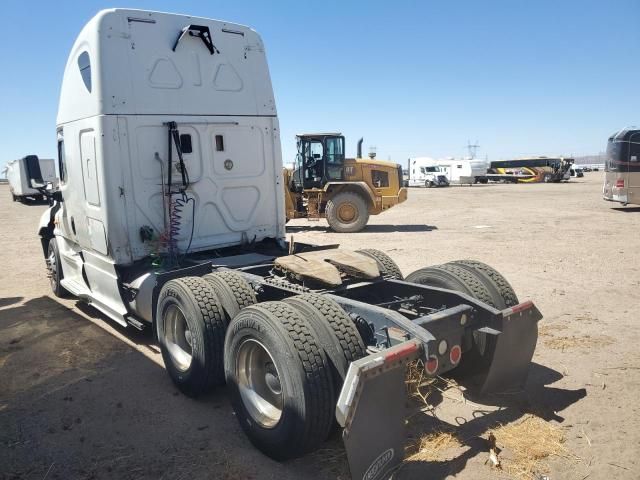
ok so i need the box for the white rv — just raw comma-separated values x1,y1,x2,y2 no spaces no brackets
436,157,488,184
6,156,57,201
32,10,544,479
407,157,450,187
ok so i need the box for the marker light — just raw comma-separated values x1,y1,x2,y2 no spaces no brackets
449,345,462,365
425,356,439,375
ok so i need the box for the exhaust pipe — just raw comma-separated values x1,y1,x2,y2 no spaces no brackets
357,138,363,158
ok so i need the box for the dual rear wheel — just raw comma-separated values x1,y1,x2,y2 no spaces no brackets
157,274,365,460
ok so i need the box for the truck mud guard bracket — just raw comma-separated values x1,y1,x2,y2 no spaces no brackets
337,339,422,480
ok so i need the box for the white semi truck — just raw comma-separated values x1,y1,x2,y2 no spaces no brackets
407,157,450,187
5,156,57,201
34,9,542,479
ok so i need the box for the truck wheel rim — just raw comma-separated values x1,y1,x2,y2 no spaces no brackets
337,203,357,223
164,305,193,372
47,246,57,288
236,339,283,428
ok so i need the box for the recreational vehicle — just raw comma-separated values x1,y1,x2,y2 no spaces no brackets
603,127,640,206
435,157,488,184
5,156,57,201
33,9,543,479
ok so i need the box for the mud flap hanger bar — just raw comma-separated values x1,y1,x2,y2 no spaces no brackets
172,24,219,54
336,339,422,480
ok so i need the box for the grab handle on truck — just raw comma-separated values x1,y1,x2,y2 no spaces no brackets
172,24,219,55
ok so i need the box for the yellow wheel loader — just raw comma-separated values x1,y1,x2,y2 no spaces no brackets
284,134,408,232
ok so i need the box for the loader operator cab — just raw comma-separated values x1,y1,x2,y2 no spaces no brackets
292,133,345,190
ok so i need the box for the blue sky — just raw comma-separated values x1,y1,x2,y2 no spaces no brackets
1,0,638,171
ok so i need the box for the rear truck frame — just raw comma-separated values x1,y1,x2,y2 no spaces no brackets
225,258,541,479
36,9,543,480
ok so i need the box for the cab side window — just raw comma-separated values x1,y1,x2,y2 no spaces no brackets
58,137,67,183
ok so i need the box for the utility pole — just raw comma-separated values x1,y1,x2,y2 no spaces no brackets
466,140,480,159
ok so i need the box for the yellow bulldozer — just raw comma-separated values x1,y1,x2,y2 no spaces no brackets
284,133,408,232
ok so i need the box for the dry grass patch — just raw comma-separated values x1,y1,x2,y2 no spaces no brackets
538,323,568,336
544,334,614,351
490,414,574,479
406,430,462,462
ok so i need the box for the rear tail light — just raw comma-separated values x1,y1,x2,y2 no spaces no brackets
449,345,462,365
425,356,439,375
616,179,625,188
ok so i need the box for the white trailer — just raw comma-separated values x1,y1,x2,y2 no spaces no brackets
6,156,57,201
407,157,450,187
436,157,488,184
33,9,543,480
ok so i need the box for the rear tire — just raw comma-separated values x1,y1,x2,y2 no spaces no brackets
224,302,334,460
448,260,518,308
325,191,369,233
157,277,227,396
46,239,68,298
284,293,366,392
405,263,498,369
203,271,257,323
406,264,496,307
356,248,404,279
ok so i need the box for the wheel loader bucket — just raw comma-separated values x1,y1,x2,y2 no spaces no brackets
476,300,542,395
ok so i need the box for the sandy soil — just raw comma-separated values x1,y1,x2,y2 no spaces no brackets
1,173,639,480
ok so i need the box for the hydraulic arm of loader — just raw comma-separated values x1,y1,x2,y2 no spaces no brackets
334,299,542,480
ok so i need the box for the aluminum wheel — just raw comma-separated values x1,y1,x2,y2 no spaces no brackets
46,244,57,290
163,304,193,372
236,338,283,428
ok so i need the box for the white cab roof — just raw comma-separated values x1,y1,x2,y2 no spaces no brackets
57,9,276,124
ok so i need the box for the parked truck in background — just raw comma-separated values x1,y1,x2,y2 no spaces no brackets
407,157,450,187
33,9,543,479
5,156,57,202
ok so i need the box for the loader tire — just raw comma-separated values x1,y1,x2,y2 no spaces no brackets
225,302,334,460
157,277,226,397
325,191,369,233
284,294,366,392
356,248,404,279
203,271,257,323
449,260,519,308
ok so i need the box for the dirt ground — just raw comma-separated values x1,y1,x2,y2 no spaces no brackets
1,173,639,480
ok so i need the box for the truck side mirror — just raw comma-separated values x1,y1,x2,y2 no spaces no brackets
24,155,45,188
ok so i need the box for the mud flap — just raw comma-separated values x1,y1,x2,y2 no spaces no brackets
336,340,422,480
478,300,542,394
